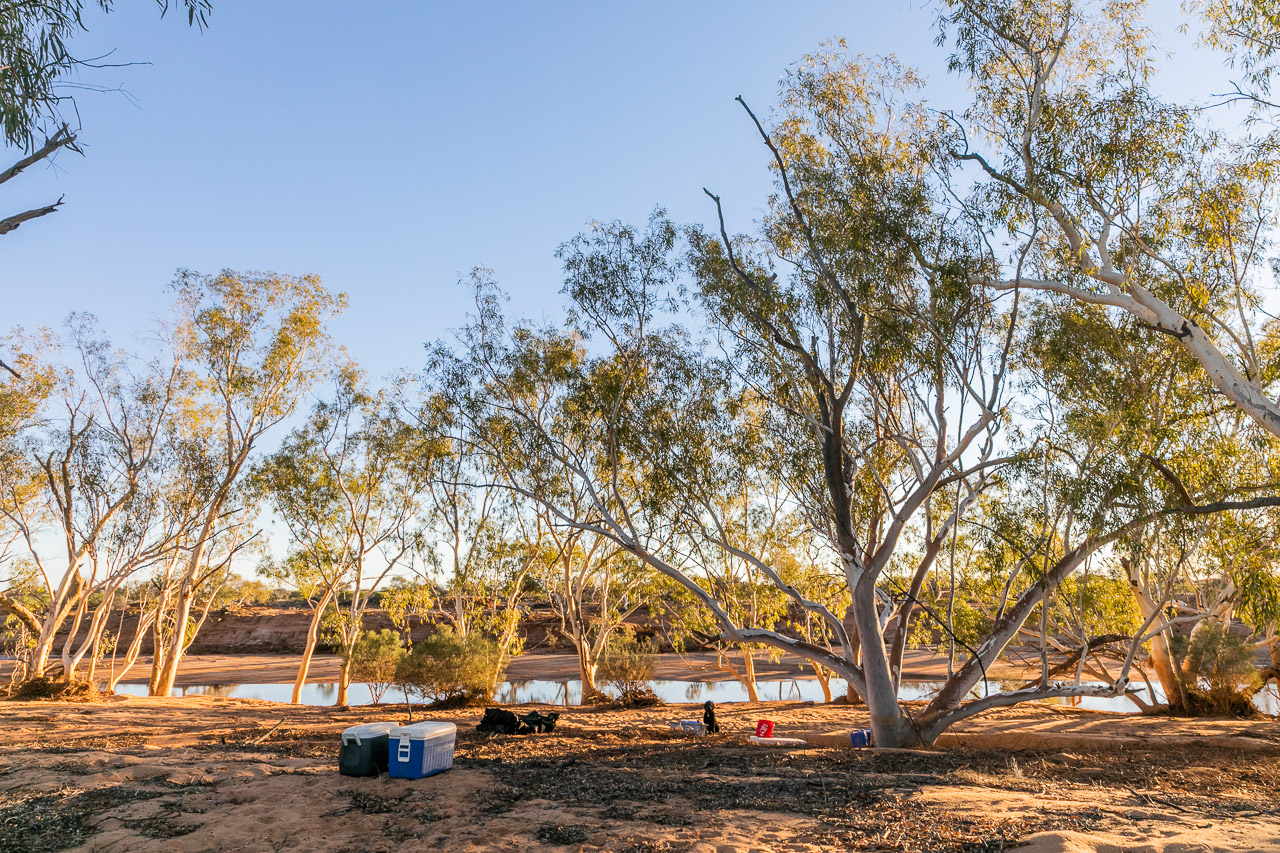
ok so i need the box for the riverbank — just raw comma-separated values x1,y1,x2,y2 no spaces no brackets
1,696,1278,852
61,649,1037,687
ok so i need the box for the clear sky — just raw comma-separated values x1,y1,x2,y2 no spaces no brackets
3,1,1224,382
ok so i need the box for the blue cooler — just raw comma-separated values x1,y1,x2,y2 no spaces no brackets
388,721,457,779
849,728,872,748
339,722,396,777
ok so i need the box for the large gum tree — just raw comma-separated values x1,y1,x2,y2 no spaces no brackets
436,46,1280,746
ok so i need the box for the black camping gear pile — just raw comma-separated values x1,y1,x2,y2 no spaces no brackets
476,707,560,735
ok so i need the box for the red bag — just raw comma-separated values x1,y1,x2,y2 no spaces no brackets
755,719,774,738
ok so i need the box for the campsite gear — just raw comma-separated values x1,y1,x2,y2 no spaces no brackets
388,721,457,779
749,735,807,747
338,722,396,777
754,719,774,738
669,719,706,736
703,700,720,734
476,707,521,735
849,729,872,748
518,710,559,733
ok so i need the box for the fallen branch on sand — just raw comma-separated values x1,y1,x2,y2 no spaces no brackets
250,717,287,745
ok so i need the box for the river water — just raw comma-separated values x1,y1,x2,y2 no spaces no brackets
113,676,1280,714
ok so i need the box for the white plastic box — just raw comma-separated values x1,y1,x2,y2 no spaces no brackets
388,721,457,779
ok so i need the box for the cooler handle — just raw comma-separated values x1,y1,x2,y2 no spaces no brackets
397,737,411,761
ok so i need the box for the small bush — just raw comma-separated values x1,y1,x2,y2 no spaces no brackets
7,677,103,702
1182,623,1262,716
600,631,659,706
395,626,502,705
345,629,404,704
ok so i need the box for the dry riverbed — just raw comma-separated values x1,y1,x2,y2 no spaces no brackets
1,696,1279,852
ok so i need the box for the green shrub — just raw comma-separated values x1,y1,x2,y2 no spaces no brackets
599,631,659,705
345,629,404,704
395,625,502,705
1182,622,1262,715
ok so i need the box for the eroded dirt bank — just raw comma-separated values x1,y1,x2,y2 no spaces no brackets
1,697,1278,852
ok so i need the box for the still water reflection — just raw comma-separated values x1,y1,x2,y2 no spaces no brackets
113,677,1280,714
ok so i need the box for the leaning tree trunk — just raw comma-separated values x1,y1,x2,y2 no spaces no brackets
1123,559,1189,712
715,646,760,702
811,663,833,703
293,588,335,705
107,610,155,692
30,568,84,679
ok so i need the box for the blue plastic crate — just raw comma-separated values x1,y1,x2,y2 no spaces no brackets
849,729,872,748
388,721,457,779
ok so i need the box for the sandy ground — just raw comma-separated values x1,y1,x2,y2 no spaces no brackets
1,695,1278,853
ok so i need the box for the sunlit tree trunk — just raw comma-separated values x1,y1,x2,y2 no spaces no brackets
293,586,335,705
1123,558,1188,711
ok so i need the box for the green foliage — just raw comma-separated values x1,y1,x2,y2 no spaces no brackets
395,625,502,705
0,0,209,150
344,629,404,704
381,579,435,645
599,630,658,704
1182,623,1263,715
213,574,276,607
1,614,38,684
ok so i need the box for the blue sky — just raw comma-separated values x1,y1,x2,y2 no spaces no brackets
3,1,1223,382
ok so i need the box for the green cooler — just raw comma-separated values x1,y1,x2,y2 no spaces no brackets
339,722,396,777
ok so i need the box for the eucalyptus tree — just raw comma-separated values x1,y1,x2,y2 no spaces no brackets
940,0,1280,706
529,479,654,702
256,365,436,705
0,0,209,236
0,328,57,641
398,375,548,698
434,45,1021,744
437,326,660,701
1194,0,1280,111
943,0,1280,438
149,269,345,696
0,317,179,680
664,481,798,703
956,283,1280,714
439,44,1280,744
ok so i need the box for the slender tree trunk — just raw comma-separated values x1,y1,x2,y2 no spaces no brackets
153,580,194,696
741,648,759,702
148,624,166,695
60,588,92,681
65,583,122,682
574,621,606,702
108,611,155,692
293,588,335,705
336,654,353,707
30,569,82,678
812,664,833,703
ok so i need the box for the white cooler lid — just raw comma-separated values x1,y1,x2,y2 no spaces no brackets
393,721,457,740
341,722,396,743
